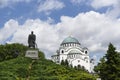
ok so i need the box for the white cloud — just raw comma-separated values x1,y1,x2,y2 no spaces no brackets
37,0,65,15
0,19,19,43
91,0,117,9
1,11,120,59
55,11,120,58
9,19,60,58
70,0,120,18
91,0,120,18
0,0,31,8
89,43,106,53
71,0,82,4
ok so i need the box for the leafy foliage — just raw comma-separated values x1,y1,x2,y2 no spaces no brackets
61,59,69,67
0,57,96,80
0,43,45,62
94,43,120,80
61,60,88,72
0,57,32,80
61,59,65,65
0,43,28,61
0,43,95,80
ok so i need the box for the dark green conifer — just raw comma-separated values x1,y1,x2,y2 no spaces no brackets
94,43,120,80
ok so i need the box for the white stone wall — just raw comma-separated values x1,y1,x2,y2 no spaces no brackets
52,42,92,72
70,58,90,72
51,55,58,63
59,54,67,62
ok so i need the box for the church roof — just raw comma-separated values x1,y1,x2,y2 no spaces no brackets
61,36,80,45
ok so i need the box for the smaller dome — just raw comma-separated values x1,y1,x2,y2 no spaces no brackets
61,36,80,45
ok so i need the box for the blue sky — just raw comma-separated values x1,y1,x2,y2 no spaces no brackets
0,0,110,27
0,0,93,26
0,0,120,63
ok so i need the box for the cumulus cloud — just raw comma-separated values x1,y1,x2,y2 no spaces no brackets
70,0,120,18
37,0,65,15
0,19,19,43
56,11,120,53
10,19,60,58
1,11,120,59
0,0,31,8
91,0,120,18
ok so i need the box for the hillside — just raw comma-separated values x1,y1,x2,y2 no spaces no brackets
0,43,96,80
0,57,96,80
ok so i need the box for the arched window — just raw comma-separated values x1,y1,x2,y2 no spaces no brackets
61,50,64,54
85,51,87,54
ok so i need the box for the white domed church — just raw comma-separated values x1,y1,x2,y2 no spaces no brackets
51,36,94,72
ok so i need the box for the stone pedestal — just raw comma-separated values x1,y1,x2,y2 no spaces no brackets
25,50,39,59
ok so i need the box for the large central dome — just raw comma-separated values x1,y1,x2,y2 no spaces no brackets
61,36,80,45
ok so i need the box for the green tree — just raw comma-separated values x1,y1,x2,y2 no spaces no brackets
61,60,65,65
94,57,107,79
0,43,28,62
94,43,120,80
65,59,69,66
77,65,81,70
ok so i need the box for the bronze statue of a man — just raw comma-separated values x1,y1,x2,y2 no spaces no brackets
28,31,36,48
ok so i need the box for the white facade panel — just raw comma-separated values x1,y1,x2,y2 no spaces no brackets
51,36,94,73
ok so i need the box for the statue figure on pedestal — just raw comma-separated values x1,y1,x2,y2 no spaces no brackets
26,31,38,59
28,31,36,48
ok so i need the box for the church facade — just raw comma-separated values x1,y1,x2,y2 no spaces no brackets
51,36,94,72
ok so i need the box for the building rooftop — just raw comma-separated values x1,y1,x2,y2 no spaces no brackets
61,36,80,45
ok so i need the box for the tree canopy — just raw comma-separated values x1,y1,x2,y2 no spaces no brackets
0,43,45,62
94,43,120,80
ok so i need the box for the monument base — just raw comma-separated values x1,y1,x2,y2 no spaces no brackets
25,49,39,59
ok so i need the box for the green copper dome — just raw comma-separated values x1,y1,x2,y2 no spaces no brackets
61,36,80,45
